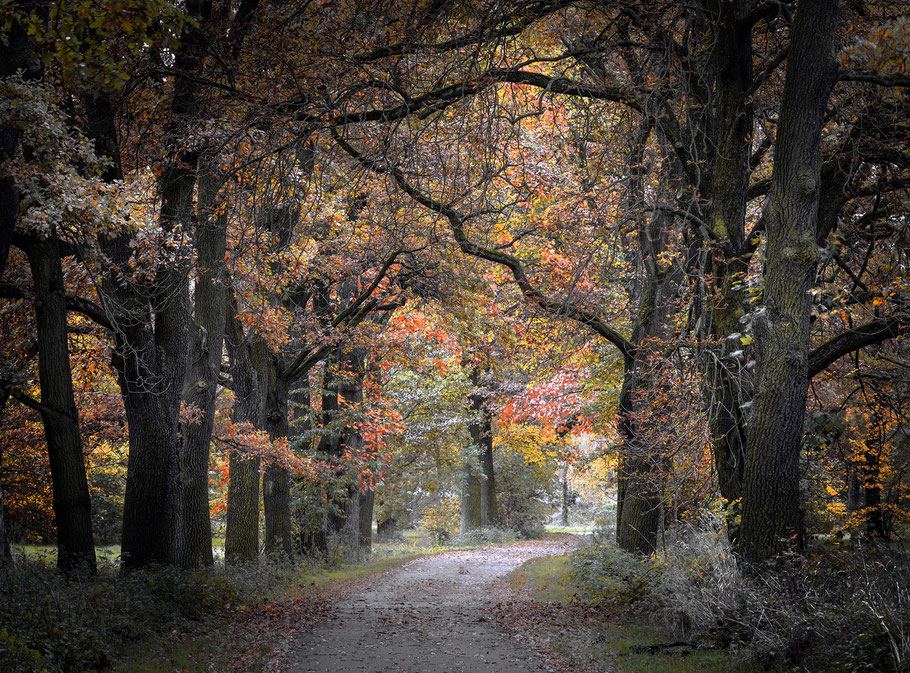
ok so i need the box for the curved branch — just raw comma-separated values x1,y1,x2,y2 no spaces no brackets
0,281,113,329
332,132,635,360
809,313,908,378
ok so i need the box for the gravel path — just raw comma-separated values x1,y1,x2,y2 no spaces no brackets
277,538,577,673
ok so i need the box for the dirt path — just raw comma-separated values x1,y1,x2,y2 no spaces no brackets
275,537,578,673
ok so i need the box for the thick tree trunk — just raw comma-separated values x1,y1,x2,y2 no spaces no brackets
117,2,208,570
116,325,183,569
22,239,96,573
84,90,182,570
616,452,662,555
696,0,755,526
460,464,481,534
176,163,227,568
335,345,367,560
0,429,10,563
478,439,496,527
225,454,260,562
318,355,345,539
119,153,194,569
263,367,293,557
469,368,497,527
739,0,839,564
224,303,265,563
376,515,396,537
359,489,374,555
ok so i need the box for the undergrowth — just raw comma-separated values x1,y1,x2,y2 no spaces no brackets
569,516,910,672
0,552,310,673
0,545,419,673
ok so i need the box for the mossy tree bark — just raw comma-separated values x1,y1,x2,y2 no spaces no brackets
738,0,839,564
224,297,266,564
176,160,228,569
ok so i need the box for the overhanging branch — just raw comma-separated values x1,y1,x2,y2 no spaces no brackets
809,313,908,378
331,131,636,360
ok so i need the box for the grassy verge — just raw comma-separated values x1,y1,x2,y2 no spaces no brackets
109,552,429,673
4,529,547,673
110,533,534,673
504,555,764,673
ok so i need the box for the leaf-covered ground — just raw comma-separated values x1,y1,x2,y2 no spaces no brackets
271,537,580,673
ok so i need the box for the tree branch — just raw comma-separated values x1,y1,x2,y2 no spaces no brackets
0,281,113,329
838,69,910,88
809,313,908,378
332,131,636,360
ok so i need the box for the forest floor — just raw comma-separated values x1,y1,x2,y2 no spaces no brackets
270,536,580,673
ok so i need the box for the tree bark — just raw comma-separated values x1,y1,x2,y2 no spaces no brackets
560,463,569,527
338,346,367,560
223,305,264,564
176,161,227,568
460,463,481,534
263,363,293,557
359,488,374,555
739,0,839,564
21,238,97,573
469,369,497,527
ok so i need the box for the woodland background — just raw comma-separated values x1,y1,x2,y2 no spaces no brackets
0,0,909,671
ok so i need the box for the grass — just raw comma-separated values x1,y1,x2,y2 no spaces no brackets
545,524,594,534
11,543,122,564
108,530,547,672
7,530,545,673
511,555,766,673
108,550,432,673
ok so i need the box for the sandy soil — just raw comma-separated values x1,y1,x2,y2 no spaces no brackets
275,538,578,673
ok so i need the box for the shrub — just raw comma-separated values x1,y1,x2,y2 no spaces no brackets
570,541,660,608
456,527,519,546
493,448,556,536
418,496,460,544
0,552,315,673
637,515,910,672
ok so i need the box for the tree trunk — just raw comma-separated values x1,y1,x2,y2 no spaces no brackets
739,0,839,564
176,161,227,568
117,2,208,569
225,453,260,562
560,463,569,527
22,238,96,573
616,451,662,555
359,489,374,555
224,298,264,564
0,428,11,563
460,463,481,534
376,515,396,537
84,91,183,569
263,364,293,557
695,0,755,532
336,345,367,560
469,368,497,527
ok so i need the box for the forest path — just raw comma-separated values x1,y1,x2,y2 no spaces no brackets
275,537,579,673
